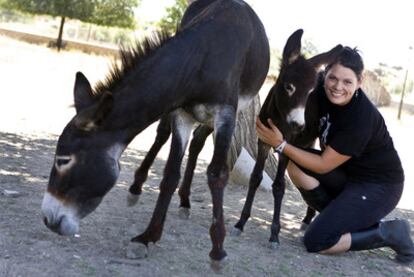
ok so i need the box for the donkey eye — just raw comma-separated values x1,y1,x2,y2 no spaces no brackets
55,155,76,173
284,83,296,96
57,157,71,166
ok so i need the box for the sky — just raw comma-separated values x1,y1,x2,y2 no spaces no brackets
136,0,414,69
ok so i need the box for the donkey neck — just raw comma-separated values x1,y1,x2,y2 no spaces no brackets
101,35,202,139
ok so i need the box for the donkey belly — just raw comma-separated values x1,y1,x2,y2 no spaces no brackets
184,95,255,127
185,104,216,128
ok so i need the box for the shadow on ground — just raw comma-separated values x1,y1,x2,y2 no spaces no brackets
1,131,413,276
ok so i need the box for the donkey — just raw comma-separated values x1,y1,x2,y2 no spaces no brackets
127,0,218,210
41,0,270,262
231,29,342,247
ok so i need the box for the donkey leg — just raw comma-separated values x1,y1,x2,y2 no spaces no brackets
130,112,192,251
269,155,289,248
178,125,213,219
231,141,270,236
291,134,318,230
207,106,236,262
127,115,171,206
300,206,316,230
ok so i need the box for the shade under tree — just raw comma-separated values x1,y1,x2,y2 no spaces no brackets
0,0,139,51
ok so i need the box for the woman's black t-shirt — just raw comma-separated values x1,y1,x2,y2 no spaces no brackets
315,80,404,184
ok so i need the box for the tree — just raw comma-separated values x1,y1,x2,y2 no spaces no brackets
158,0,188,34
0,0,139,51
228,92,279,181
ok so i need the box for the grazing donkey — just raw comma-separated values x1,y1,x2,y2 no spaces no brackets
41,0,270,262
231,29,342,247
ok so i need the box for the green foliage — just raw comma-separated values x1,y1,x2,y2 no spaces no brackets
408,80,414,94
1,0,94,20
113,29,133,45
394,79,414,95
0,0,138,28
0,7,30,22
373,62,413,96
302,39,318,58
90,0,138,28
158,0,188,34
269,47,281,77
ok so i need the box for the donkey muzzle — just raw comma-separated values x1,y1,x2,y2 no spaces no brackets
42,192,79,236
43,215,79,236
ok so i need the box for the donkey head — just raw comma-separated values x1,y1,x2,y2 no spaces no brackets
267,29,342,135
42,72,125,236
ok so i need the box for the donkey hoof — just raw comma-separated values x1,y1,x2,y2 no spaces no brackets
300,222,309,231
126,241,148,259
127,193,140,207
230,227,243,237
209,255,228,273
178,207,190,220
268,241,280,250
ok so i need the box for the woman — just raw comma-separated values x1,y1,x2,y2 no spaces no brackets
256,47,414,263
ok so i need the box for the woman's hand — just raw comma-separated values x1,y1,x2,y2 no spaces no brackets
256,117,284,147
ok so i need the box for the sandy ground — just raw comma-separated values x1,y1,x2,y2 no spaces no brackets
1,35,414,276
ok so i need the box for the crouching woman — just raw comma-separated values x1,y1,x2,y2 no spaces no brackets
256,46,414,263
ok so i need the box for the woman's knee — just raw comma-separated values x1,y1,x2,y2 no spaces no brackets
287,162,319,190
303,227,341,253
287,162,304,185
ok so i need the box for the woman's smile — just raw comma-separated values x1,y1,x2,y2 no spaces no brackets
324,64,361,106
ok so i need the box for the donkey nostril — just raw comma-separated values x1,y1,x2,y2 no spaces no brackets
43,216,64,233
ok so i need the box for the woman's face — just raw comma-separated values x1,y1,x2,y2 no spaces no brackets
324,63,361,106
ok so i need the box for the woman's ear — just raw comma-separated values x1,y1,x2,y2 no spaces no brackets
357,75,363,89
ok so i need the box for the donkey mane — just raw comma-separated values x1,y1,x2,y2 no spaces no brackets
93,31,172,96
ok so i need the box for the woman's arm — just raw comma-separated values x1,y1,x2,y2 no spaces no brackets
284,144,350,174
256,117,351,174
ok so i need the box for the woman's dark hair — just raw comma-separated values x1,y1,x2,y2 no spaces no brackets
325,46,364,80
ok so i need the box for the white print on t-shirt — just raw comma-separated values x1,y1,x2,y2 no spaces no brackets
319,113,331,146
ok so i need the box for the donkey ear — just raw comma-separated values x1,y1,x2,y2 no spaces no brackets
308,44,343,69
74,91,114,131
74,72,95,114
282,29,303,65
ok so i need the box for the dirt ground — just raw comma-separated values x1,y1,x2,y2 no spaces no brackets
1,35,414,276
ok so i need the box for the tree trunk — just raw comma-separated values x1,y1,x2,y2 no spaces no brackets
56,16,65,52
227,94,278,179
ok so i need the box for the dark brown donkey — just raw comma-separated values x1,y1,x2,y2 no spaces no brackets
127,0,218,212
231,29,342,247
41,0,269,262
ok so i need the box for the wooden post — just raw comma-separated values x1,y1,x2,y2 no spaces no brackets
397,69,408,120
86,24,92,42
